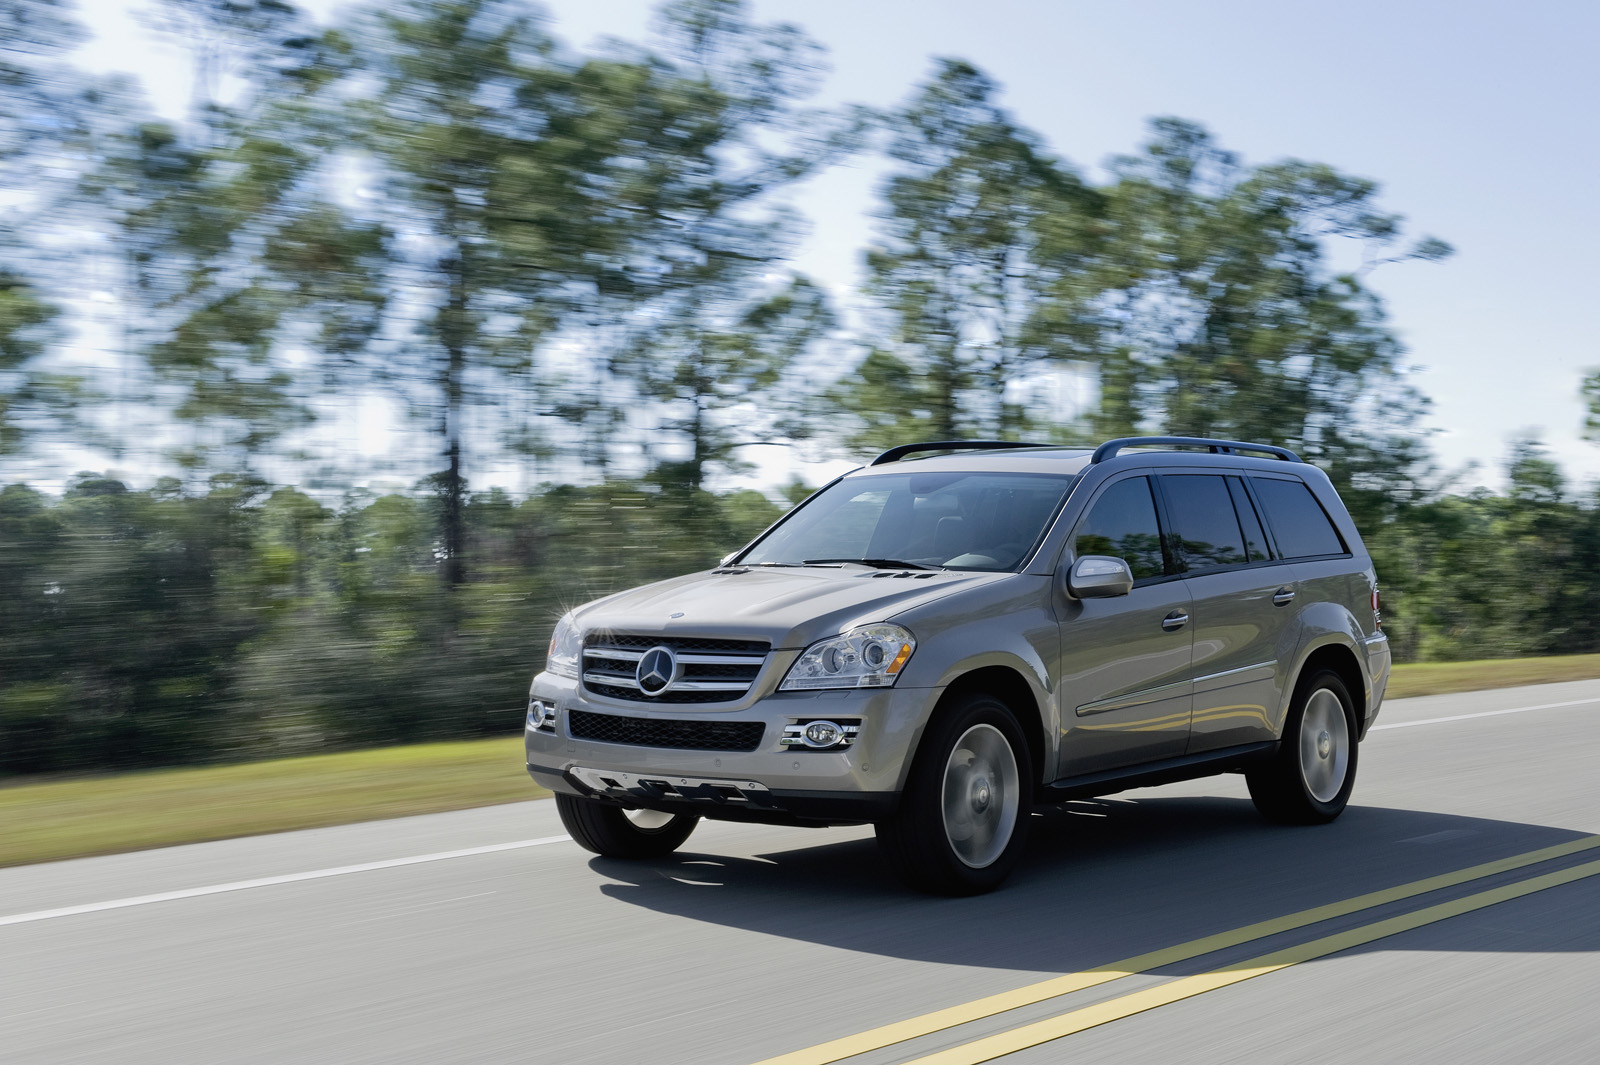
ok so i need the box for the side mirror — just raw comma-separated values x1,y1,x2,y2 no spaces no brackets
719,552,737,567
1067,555,1135,599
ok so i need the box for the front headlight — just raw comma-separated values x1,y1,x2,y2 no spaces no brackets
780,624,916,691
545,614,581,679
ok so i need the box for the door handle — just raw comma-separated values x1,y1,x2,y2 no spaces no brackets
1273,588,1296,606
1162,611,1189,631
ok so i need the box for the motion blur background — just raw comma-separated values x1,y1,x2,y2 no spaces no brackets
3,0,1598,777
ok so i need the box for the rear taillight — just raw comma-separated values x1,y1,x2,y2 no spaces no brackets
1372,587,1382,631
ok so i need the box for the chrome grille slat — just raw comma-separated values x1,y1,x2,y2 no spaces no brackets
584,672,641,689
580,633,771,705
584,647,644,663
676,653,765,666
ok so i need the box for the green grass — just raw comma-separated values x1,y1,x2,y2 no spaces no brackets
6,652,1600,871
0,736,545,869
1386,652,1600,700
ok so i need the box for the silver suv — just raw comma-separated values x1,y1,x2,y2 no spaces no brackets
525,437,1390,894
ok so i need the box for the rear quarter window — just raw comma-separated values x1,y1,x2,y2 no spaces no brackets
1250,477,1347,559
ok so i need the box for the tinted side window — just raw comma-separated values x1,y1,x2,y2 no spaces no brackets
1075,477,1166,580
1227,477,1271,562
1161,474,1248,571
1251,477,1346,558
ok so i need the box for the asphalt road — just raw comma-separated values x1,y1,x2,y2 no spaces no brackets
4,680,1599,1065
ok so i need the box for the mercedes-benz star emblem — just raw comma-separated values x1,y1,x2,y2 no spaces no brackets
636,646,676,696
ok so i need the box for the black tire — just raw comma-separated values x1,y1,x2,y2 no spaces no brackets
1247,669,1359,825
877,692,1033,896
555,793,699,859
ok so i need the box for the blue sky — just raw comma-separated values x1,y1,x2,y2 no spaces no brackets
72,0,1600,491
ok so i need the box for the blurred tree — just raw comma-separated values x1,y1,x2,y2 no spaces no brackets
600,0,848,488
0,270,61,455
634,278,835,490
835,59,1096,451
1086,118,1452,518
1,0,87,189
144,0,328,123
348,0,619,584
0,0,95,459
0,474,267,772
1372,439,1600,662
82,2,387,474
1580,368,1600,444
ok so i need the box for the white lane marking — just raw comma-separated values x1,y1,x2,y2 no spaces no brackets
7,690,1595,928
1372,696,1600,731
0,834,570,928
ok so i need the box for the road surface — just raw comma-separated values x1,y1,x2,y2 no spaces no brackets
3,680,1598,1064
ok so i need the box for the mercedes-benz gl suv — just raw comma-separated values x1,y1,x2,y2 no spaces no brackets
524,437,1390,894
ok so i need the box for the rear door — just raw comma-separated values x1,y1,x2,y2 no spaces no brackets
1056,473,1194,777
1160,472,1298,753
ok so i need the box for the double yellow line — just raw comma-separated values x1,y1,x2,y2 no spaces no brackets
753,835,1600,1065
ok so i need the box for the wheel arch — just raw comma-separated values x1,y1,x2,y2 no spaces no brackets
931,665,1048,788
1291,641,1367,736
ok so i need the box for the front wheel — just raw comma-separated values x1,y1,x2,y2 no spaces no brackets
555,793,699,858
877,692,1032,896
1247,669,1358,824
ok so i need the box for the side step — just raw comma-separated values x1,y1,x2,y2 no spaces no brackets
1042,741,1279,802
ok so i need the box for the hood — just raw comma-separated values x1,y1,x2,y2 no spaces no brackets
570,566,1014,649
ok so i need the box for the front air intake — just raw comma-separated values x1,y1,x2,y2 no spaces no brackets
567,710,767,752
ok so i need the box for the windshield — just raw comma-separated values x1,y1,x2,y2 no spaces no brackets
740,470,1078,572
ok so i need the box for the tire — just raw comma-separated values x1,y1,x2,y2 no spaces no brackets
877,692,1033,896
1247,669,1359,825
555,793,699,859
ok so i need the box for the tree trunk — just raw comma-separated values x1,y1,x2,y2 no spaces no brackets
440,241,468,587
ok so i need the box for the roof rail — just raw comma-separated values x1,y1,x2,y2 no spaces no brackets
869,440,1052,466
1090,436,1302,464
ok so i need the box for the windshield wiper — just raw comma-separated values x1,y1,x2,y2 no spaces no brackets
802,558,937,571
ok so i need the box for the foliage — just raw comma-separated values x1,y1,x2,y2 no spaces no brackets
836,59,1095,450
0,474,785,774
1081,119,1452,507
16,0,1600,785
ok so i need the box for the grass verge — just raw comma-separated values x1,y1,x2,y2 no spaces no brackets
0,736,544,870
6,652,1600,870
1384,652,1600,700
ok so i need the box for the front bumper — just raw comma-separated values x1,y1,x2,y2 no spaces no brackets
524,672,935,825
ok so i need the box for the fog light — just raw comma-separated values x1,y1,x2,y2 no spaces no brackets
780,718,861,749
803,720,844,748
526,700,554,731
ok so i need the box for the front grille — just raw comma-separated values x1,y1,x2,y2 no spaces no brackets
593,634,769,655
581,634,770,704
567,710,767,752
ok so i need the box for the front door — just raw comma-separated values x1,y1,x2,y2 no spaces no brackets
1056,474,1194,777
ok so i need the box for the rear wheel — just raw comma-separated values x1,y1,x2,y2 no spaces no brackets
555,793,699,858
1247,669,1358,824
877,692,1032,896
